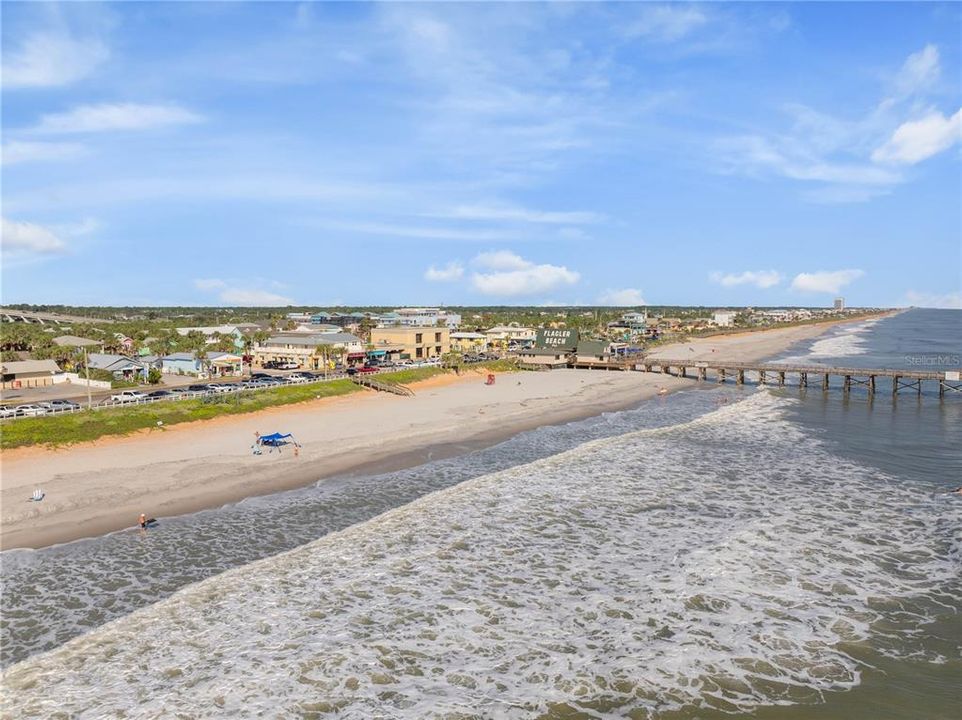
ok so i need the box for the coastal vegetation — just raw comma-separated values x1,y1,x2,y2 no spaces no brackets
0,380,364,450
0,362,520,450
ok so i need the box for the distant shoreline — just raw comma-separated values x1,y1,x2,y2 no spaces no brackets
0,318,870,551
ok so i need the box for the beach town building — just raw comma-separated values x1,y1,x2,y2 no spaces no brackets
285,312,313,323
516,347,572,368
450,331,487,352
1,359,62,389
175,325,246,350
161,352,243,377
310,312,368,329
369,326,451,361
834,297,845,311
253,332,364,370
388,308,461,329
752,309,814,323
518,328,579,368
484,325,537,349
112,334,135,353
87,353,148,380
574,339,634,365
607,311,648,339
712,311,738,327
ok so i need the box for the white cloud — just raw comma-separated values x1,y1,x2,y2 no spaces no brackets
871,108,962,165
624,5,708,42
790,269,864,294
194,278,228,291
716,135,900,187
597,288,646,306
424,261,464,282
710,269,783,288
194,278,293,305
1,140,85,166
1,217,67,255
470,251,580,297
2,32,108,88
472,250,533,271
903,290,962,309
894,44,940,97
219,288,294,306
443,204,602,225
320,220,516,242
33,103,203,134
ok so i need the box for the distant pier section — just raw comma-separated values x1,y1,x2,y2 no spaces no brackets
570,356,962,399
0,307,113,325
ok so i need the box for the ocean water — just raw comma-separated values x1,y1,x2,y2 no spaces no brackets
2,309,960,718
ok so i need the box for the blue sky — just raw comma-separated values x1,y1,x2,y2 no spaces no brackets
2,1,960,308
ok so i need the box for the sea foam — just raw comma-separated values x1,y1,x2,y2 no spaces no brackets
3,392,959,719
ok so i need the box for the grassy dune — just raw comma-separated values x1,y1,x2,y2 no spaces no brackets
0,362,520,450
0,381,362,450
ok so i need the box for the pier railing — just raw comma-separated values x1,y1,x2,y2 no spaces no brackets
636,359,961,399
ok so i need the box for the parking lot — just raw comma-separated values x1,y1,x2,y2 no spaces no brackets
0,354,504,420
0,370,353,419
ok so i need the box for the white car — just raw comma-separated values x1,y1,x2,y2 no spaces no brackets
110,390,147,403
278,362,300,370
208,384,237,393
1,405,20,418
15,404,49,417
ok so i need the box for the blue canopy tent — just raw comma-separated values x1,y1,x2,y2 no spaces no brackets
259,432,296,446
255,432,300,453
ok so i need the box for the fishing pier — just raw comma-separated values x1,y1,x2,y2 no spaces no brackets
568,356,962,399
637,359,962,399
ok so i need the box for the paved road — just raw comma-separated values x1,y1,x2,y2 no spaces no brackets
0,371,292,407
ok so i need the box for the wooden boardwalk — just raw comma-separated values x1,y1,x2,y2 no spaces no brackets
636,358,962,399
350,375,415,396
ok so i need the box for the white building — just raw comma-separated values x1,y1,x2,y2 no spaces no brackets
253,332,364,370
485,325,537,348
392,308,461,329
713,311,738,327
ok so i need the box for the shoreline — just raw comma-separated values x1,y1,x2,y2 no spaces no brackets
0,318,874,551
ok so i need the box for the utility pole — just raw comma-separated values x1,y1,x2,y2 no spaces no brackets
83,346,93,410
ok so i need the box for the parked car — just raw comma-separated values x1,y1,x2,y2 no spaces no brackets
168,387,192,396
251,373,274,379
1,405,20,418
208,384,237,393
110,390,147,404
16,404,50,416
262,361,281,369
187,384,212,394
40,399,82,412
345,367,358,376
147,390,174,399
358,366,379,374
278,362,300,370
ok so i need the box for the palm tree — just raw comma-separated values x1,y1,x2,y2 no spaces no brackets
314,344,330,375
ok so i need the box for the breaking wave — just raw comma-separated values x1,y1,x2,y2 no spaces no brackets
4,392,959,719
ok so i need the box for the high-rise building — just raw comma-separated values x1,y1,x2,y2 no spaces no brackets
834,297,845,311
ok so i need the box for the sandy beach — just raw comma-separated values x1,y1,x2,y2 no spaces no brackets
0,320,868,550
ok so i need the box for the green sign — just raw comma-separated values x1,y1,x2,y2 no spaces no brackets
536,328,579,351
